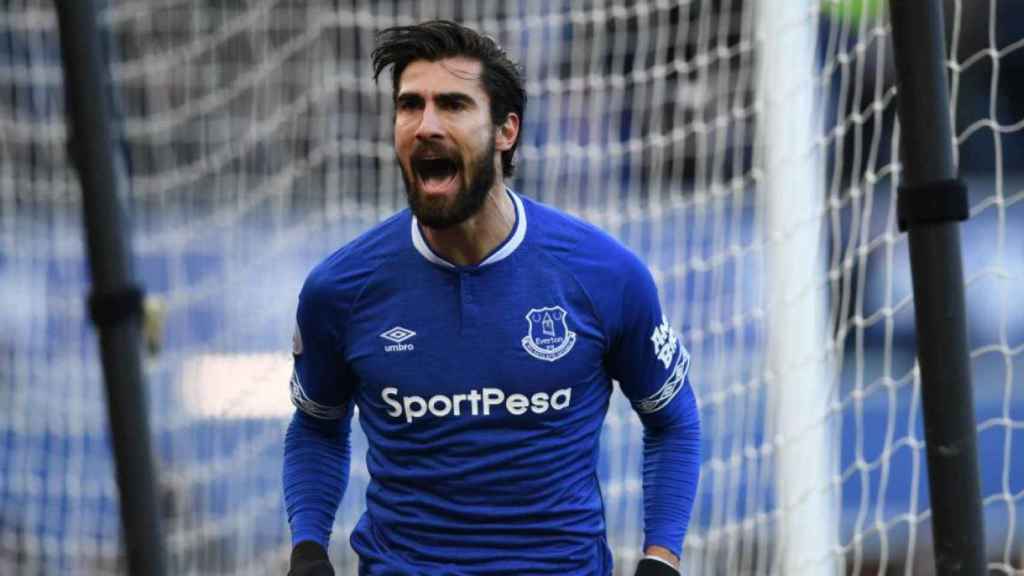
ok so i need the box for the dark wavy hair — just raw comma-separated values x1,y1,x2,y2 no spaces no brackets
371,20,526,178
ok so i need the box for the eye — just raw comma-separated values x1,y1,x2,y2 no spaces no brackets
396,96,422,112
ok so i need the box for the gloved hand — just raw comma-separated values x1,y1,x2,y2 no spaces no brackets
287,541,334,576
635,556,680,576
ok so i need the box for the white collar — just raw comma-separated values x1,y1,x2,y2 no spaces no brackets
411,188,527,269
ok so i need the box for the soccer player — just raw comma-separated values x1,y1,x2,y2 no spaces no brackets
283,20,701,576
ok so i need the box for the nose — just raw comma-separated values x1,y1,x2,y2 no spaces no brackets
414,103,444,141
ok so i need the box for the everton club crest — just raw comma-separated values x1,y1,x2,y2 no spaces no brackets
522,306,577,362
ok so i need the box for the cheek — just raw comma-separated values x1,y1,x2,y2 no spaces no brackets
459,122,492,151
394,122,409,144
394,116,416,142
394,130,414,159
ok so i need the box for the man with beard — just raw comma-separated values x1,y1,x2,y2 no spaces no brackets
283,20,700,576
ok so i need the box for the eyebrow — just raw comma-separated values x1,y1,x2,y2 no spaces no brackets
435,92,475,107
395,92,476,108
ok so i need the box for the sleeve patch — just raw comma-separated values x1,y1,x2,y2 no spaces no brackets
650,315,678,369
290,369,344,419
634,346,690,415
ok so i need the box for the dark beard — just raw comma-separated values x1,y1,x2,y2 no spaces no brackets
401,138,497,230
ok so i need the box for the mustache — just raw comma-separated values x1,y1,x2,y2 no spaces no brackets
410,142,460,162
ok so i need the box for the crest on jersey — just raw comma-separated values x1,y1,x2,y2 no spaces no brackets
521,306,577,362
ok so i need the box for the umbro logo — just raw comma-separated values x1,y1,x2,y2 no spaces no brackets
380,326,416,352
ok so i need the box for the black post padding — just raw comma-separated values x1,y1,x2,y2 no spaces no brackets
897,179,969,231
89,285,144,327
54,2,168,576
888,1,986,574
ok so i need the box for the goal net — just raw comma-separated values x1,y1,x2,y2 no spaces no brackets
1,1,1021,574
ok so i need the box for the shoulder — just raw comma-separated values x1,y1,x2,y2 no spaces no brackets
521,195,651,287
300,210,411,310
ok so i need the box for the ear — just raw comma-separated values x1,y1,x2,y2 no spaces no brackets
494,112,520,152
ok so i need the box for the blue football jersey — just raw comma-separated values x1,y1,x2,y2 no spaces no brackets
287,189,696,575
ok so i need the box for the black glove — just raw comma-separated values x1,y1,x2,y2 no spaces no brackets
287,541,334,576
635,557,680,576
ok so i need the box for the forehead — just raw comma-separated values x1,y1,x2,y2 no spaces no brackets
396,57,486,99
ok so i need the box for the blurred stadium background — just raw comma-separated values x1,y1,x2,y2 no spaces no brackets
1,0,1022,574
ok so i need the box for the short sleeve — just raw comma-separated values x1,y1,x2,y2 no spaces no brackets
605,256,691,427
289,273,355,420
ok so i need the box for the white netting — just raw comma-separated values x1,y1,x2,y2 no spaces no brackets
1,1,1021,574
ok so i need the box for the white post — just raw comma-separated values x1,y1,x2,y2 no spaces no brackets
757,2,839,574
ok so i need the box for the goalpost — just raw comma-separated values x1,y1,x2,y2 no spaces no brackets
1,1,1022,574
758,1,837,574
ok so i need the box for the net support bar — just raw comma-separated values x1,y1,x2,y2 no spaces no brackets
54,2,167,575
887,1,986,573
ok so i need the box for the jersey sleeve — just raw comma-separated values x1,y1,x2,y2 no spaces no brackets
605,254,691,426
283,262,360,548
604,251,701,559
290,269,356,419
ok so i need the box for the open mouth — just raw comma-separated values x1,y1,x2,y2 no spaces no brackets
412,156,460,193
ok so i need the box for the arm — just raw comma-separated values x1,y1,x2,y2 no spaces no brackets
603,256,701,574
283,408,352,549
283,409,352,576
636,380,701,573
282,271,357,574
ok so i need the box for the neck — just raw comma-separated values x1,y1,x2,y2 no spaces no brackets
420,180,515,267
